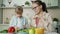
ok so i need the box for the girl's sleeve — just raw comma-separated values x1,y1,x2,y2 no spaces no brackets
23,17,28,28
25,18,29,28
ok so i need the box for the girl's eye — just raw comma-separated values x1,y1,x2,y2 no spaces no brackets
33,6,39,10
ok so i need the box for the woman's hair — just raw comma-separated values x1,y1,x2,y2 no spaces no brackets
42,2,48,13
32,0,48,13
16,6,23,12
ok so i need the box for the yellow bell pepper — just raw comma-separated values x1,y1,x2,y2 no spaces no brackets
35,28,44,34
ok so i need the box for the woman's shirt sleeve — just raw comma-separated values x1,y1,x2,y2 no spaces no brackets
46,13,55,32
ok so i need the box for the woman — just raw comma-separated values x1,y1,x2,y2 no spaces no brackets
30,0,55,32
9,6,28,29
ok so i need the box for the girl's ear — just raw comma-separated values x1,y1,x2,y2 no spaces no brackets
40,5,42,9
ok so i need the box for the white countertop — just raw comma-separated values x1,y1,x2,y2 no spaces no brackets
44,31,59,34
0,32,59,34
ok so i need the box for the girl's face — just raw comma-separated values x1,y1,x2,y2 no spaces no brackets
15,8,23,17
32,3,42,15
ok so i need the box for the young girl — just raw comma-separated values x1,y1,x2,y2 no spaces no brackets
9,6,28,29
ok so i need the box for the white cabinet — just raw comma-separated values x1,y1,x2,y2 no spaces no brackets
50,0,58,6
3,0,31,7
3,0,58,7
41,0,58,7
0,0,3,7
41,0,50,7
0,9,3,24
0,0,3,24
58,0,60,7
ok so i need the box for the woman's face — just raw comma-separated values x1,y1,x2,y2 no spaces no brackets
15,8,23,17
32,3,42,15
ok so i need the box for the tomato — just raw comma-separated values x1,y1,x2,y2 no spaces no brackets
8,26,15,33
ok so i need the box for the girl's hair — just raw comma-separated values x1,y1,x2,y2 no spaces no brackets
32,0,48,13
16,6,23,12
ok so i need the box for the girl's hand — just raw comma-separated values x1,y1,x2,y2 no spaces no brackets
23,25,26,29
15,26,19,31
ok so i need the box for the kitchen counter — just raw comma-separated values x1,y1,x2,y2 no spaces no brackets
0,31,59,34
44,31,59,34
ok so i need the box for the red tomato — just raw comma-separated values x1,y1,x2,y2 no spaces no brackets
8,26,15,33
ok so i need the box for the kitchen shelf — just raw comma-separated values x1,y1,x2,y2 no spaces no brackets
47,6,60,9
0,6,32,9
0,7,16,9
0,6,60,9
0,24,9,25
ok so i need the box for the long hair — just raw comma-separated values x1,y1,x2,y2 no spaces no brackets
42,2,48,13
32,0,48,13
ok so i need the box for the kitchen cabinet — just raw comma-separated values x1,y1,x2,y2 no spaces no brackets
3,0,59,8
50,0,58,7
41,0,58,7
58,0,60,7
3,0,31,7
41,0,49,7
0,0,3,7
0,9,3,24
0,0,3,24
58,25,60,34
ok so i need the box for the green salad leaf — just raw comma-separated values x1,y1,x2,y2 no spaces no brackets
0,29,7,33
17,28,29,32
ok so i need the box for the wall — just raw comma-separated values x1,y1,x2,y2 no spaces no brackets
2,8,60,24
3,7,34,24
48,9,60,20
48,8,60,24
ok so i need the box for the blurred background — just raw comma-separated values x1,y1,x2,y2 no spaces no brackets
0,0,60,34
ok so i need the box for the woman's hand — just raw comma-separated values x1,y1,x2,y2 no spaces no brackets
29,25,32,28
